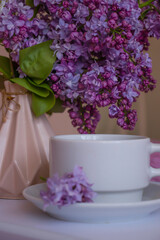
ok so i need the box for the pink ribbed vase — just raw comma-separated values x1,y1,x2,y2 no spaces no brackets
0,81,54,199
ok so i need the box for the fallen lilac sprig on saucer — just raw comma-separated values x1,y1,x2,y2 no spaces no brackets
40,166,96,209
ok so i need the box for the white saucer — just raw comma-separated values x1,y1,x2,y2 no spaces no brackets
23,182,160,223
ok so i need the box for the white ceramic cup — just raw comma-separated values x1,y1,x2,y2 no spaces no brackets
49,134,160,203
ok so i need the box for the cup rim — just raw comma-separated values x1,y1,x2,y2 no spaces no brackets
50,134,150,143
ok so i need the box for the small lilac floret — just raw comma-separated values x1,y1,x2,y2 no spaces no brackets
40,166,96,209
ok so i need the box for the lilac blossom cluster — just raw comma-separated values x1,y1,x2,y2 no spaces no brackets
142,0,160,39
136,0,160,51
0,0,49,75
40,166,96,208
0,0,159,133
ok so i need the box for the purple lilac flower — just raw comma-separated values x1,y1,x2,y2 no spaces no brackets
40,166,96,208
141,0,160,39
55,60,75,76
62,73,80,91
74,4,89,24
0,0,46,66
34,0,40,6
109,105,120,118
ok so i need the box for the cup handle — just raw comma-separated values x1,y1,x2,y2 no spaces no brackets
150,142,160,178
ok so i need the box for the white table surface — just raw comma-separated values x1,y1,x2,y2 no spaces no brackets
0,199,160,240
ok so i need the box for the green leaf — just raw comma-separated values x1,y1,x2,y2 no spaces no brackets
19,41,56,84
11,78,50,97
27,78,53,93
32,92,56,117
26,0,34,7
47,98,66,114
0,56,12,79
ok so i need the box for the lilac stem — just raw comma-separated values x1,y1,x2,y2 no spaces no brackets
139,0,155,8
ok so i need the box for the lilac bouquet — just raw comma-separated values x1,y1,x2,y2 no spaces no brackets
40,166,96,208
0,0,159,133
